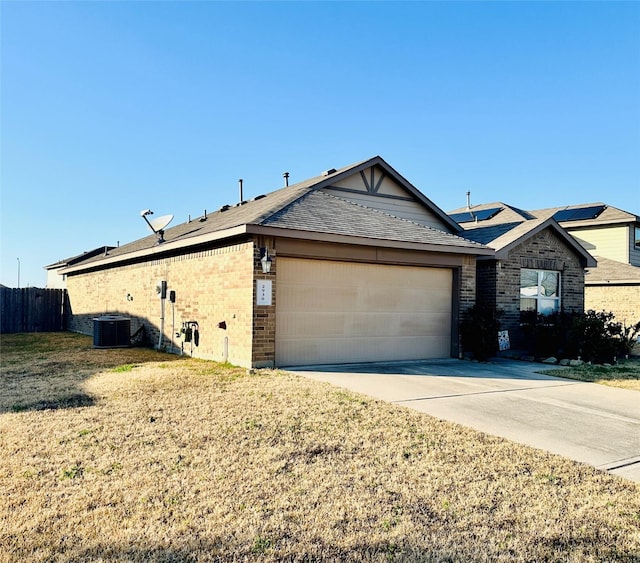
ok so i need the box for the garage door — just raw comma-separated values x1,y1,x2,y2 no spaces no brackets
275,258,452,366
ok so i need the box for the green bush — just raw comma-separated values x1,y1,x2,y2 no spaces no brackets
519,311,581,358
520,310,640,363
461,305,502,361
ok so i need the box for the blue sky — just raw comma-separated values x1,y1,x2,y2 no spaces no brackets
1,1,639,288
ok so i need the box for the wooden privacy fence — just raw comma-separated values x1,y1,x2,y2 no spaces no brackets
0,288,67,333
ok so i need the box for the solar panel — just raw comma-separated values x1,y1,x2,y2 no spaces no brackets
552,205,605,222
475,207,503,221
450,207,502,223
450,211,475,223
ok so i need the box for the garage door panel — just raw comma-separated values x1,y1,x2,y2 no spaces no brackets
277,335,451,366
279,311,450,340
276,258,453,366
278,286,359,312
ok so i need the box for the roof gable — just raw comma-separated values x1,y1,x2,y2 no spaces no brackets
462,218,596,267
318,157,462,233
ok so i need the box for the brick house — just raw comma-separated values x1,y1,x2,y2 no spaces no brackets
61,156,491,368
448,204,596,352
449,200,639,337
530,203,640,330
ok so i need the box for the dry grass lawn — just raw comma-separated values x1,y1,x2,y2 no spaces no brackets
1,332,639,562
541,358,640,391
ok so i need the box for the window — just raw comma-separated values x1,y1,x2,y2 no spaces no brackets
635,226,640,249
520,269,560,315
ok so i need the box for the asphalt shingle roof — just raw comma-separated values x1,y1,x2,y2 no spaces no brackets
585,256,640,284
263,191,486,249
457,217,596,267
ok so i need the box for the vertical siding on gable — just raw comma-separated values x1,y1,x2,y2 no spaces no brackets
331,166,408,198
568,225,629,263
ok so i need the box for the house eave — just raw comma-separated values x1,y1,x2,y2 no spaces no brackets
61,222,492,275
563,218,637,229
585,278,640,286
247,225,494,256
60,225,251,274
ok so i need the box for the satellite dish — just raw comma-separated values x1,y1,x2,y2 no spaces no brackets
147,214,173,233
140,210,173,243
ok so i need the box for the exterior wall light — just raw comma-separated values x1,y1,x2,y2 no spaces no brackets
260,248,273,274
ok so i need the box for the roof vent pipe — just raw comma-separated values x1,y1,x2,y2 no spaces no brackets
283,172,290,187
239,179,243,203
466,191,472,210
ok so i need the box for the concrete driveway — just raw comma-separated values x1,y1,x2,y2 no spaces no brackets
287,358,640,483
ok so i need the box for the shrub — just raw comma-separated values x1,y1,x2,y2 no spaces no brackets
519,311,581,359
520,310,640,363
461,305,502,361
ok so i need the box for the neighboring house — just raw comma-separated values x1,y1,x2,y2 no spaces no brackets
449,202,596,353
530,203,640,330
60,156,492,368
45,247,115,289
531,203,640,267
584,257,640,329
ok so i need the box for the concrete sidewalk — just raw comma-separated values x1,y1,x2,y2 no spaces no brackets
287,358,640,483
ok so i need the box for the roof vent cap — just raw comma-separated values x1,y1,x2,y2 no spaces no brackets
322,168,337,176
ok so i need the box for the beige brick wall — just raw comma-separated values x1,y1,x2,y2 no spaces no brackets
586,284,640,355
67,241,258,367
66,235,482,367
585,284,640,325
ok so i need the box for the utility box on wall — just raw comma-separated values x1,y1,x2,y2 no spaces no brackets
93,315,131,348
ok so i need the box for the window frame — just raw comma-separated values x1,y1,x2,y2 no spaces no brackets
634,225,640,250
519,268,561,316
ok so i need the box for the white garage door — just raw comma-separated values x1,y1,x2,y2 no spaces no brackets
275,258,452,366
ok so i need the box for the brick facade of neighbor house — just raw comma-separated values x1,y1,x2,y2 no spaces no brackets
586,284,640,355
477,228,586,351
67,240,261,367
585,285,640,326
